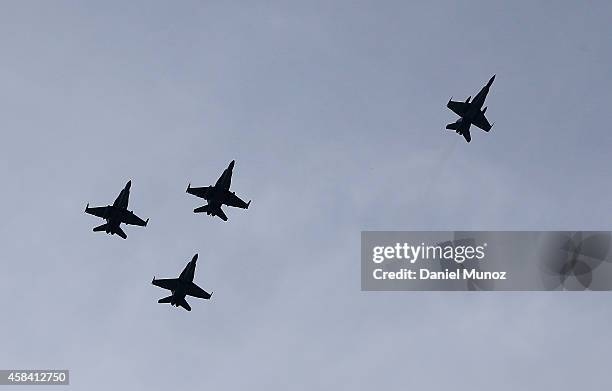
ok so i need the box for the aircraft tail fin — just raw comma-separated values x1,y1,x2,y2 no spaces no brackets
216,208,228,221
194,205,228,221
179,298,192,311
93,223,108,232
158,295,173,304
194,205,211,214
115,227,127,239
445,122,471,142
446,122,460,131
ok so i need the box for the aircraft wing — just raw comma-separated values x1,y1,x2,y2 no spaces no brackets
472,112,492,132
186,282,212,299
447,100,469,116
222,191,250,209
120,210,148,226
152,278,179,291
187,185,211,200
85,205,108,219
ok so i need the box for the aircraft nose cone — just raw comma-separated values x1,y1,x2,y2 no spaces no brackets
126,180,132,189
229,160,235,169
192,253,198,263
489,75,496,84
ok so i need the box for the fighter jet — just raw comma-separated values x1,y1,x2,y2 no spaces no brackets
84,180,148,239
446,75,495,143
186,160,251,221
152,254,212,311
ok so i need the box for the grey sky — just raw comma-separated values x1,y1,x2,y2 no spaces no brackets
1,1,611,389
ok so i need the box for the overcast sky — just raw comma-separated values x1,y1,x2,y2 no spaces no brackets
1,1,612,390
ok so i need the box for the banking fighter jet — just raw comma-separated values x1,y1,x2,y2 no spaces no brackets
186,160,251,221
446,75,495,142
84,180,148,239
152,254,212,311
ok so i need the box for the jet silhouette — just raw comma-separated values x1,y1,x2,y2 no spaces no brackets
446,75,495,143
186,160,251,221
84,180,149,239
152,254,212,311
